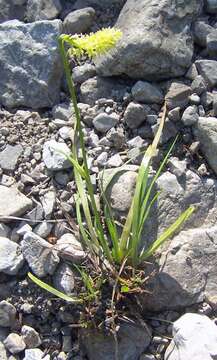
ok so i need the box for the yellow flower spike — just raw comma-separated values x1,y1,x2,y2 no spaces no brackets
61,28,122,59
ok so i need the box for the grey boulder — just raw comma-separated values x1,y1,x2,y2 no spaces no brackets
193,117,217,175
95,0,203,80
131,81,163,104
0,237,24,275
164,313,217,360
0,20,62,109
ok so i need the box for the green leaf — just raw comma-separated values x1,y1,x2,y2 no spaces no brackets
28,272,83,303
121,285,130,293
140,205,195,261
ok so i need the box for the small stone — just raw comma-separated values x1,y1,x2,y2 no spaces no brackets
198,163,208,176
55,171,70,186
195,60,217,88
59,126,74,140
21,231,59,277
165,82,191,109
0,145,23,172
26,0,62,21
168,157,187,178
106,127,125,150
63,7,95,34
0,237,24,275
96,152,108,167
72,64,96,84
191,75,207,96
93,113,119,133
4,333,26,354
0,301,16,328
201,91,213,109
168,107,181,122
198,105,205,117
207,29,217,56
34,221,53,238
152,119,178,144
43,140,72,171
21,325,41,348
193,21,213,47
0,185,32,222
23,348,44,360
56,233,86,263
52,103,74,122
189,94,200,105
185,64,198,80
132,81,163,104
181,106,199,126
107,154,123,168
41,190,56,219
127,136,146,149
53,263,75,295
123,102,149,129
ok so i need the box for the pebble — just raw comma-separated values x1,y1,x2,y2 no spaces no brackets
21,231,59,277
4,333,26,354
93,112,119,133
53,263,75,295
56,233,86,263
96,152,108,167
107,153,123,167
0,144,23,171
181,105,199,126
21,325,41,348
0,237,24,275
43,140,72,171
23,348,45,360
0,301,17,328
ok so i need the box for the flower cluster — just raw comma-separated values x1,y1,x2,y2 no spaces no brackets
60,28,122,59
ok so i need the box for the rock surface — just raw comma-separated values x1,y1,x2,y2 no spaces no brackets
21,231,59,277
26,0,62,22
0,20,62,109
193,117,217,175
95,0,203,80
81,322,152,360
0,237,24,275
144,226,217,311
164,313,217,360
0,185,32,221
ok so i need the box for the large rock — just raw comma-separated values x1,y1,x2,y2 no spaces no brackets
164,313,217,360
193,117,217,175
0,185,32,222
0,237,24,275
0,20,62,109
80,322,152,360
143,226,217,311
95,0,203,80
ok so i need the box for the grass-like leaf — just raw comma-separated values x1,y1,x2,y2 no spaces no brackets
28,272,83,303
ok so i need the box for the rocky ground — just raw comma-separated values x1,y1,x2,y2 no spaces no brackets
1,0,217,359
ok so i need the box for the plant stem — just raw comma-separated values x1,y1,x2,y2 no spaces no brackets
58,37,113,263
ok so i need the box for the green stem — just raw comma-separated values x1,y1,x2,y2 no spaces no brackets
58,37,113,264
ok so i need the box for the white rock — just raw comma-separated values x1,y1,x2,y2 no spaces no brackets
43,140,72,171
165,313,217,360
0,185,32,222
56,233,86,263
0,237,24,275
